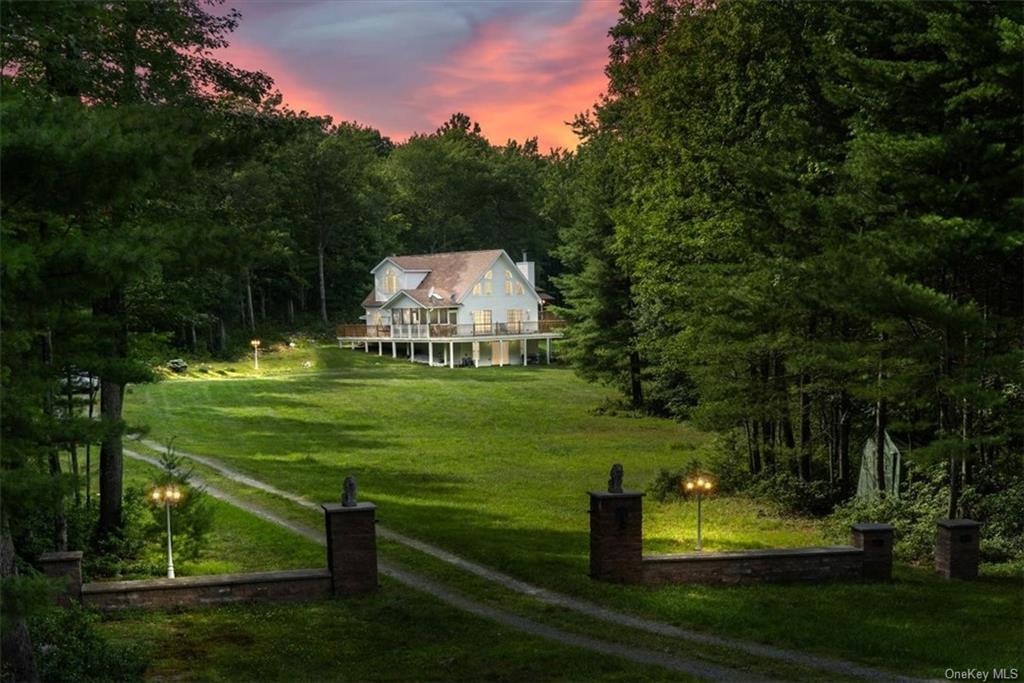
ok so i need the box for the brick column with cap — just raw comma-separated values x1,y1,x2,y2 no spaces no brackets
588,490,644,583
38,551,83,605
322,502,378,595
935,519,981,580
850,523,894,580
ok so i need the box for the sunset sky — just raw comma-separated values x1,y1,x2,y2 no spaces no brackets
218,0,621,151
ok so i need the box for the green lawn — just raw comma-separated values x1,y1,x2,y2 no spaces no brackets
100,595,694,683
121,345,1023,677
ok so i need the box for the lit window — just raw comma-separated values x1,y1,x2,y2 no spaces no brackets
515,281,524,295
504,271,513,295
483,270,493,295
473,282,481,296
507,309,523,333
384,268,398,294
472,309,492,333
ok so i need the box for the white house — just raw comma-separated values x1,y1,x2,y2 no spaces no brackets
336,249,563,367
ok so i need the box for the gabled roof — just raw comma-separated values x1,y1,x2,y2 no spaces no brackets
379,288,458,310
362,249,541,307
393,250,503,299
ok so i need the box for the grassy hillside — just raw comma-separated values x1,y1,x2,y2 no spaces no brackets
119,346,1022,676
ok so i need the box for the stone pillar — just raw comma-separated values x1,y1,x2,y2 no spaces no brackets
850,523,894,580
588,491,644,583
935,519,980,580
38,551,83,605
322,503,378,595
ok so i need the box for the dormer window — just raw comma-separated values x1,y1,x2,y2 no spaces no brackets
384,268,398,294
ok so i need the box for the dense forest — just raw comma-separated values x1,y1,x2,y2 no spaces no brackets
556,0,1022,524
2,0,1021,678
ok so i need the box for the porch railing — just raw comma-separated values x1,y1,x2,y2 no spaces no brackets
337,319,566,339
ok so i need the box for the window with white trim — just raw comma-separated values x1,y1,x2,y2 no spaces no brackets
483,270,493,295
504,270,514,295
472,309,492,334
507,309,524,333
384,268,398,294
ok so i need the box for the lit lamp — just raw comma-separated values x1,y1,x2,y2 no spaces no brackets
682,476,714,551
250,339,261,370
150,485,184,578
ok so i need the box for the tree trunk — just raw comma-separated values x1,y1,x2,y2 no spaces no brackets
288,297,295,324
97,378,125,536
838,390,852,495
42,331,67,549
0,527,38,683
874,396,888,496
190,323,198,353
48,450,68,550
218,317,227,353
66,370,81,507
95,290,128,537
628,349,643,408
317,241,328,325
85,379,95,506
259,287,266,321
798,373,812,481
245,270,256,334
750,421,762,474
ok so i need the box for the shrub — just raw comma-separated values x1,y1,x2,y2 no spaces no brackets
86,488,150,579
647,467,685,502
746,472,839,517
825,466,948,562
29,604,146,682
961,463,1024,563
146,442,214,562
165,358,188,373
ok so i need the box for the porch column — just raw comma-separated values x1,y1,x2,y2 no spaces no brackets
392,341,396,358
365,340,369,353
498,340,503,367
546,338,551,364
378,341,383,356
428,342,434,366
449,341,455,368
522,340,527,365
409,342,414,362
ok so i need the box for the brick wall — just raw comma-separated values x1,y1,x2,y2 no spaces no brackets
82,569,331,611
641,547,864,585
587,485,893,586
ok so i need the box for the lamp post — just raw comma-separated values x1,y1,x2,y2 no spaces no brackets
683,476,714,551
251,339,261,370
150,485,183,578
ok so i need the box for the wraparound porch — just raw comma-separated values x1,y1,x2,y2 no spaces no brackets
338,336,558,367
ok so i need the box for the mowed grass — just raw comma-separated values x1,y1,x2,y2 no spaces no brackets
124,346,1024,676
99,595,690,683
111,460,323,579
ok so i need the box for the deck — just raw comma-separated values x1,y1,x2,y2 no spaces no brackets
336,320,566,342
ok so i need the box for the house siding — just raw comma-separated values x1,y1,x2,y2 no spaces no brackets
457,253,540,326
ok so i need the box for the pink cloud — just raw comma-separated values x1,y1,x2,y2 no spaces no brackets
216,1,619,149
417,1,618,150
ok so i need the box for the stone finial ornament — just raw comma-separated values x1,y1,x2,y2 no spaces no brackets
608,464,624,494
342,476,358,507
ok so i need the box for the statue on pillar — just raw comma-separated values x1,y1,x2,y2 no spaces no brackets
608,464,624,494
342,476,358,507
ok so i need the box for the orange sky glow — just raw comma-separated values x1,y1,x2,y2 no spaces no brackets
217,1,621,151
